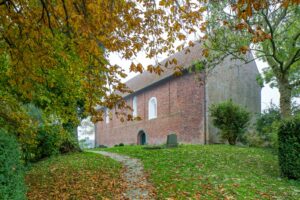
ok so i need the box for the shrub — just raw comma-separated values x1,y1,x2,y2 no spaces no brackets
34,125,62,160
59,133,81,154
210,100,250,145
31,125,80,161
244,131,265,147
59,131,81,154
97,144,108,148
113,143,125,147
254,103,281,148
278,117,300,179
0,129,26,200
249,103,300,149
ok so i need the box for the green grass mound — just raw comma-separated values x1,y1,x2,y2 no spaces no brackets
104,145,300,199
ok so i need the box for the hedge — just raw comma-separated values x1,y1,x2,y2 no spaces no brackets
0,129,26,200
278,117,300,179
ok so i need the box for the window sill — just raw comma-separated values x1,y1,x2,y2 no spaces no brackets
148,116,157,120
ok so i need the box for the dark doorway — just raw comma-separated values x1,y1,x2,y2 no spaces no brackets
138,131,147,145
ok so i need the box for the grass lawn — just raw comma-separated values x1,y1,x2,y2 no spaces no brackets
25,152,126,200
100,145,300,199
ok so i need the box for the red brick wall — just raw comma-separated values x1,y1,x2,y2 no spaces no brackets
95,72,205,146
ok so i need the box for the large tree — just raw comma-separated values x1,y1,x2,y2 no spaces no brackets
0,0,203,122
200,0,300,118
0,0,207,153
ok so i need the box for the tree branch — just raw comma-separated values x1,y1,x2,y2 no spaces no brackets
2,35,15,47
292,31,300,47
284,48,300,71
40,0,54,35
61,0,72,37
261,10,283,68
273,7,287,29
283,30,300,71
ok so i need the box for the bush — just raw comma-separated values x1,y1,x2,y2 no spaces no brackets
59,131,81,154
244,131,265,147
114,143,125,147
0,129,26,200
249,103,300,149
278,117,300,179
97,144,108,148
254,103,281,148
31,125,80,162
210,100,250,145
35,125,62,160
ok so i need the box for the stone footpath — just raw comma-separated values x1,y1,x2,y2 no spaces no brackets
89,151,156,200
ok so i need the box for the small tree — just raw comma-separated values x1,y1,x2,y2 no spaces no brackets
252,102,300,148
210,100,251,145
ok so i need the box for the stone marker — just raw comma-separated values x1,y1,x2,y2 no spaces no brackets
166,133,178,147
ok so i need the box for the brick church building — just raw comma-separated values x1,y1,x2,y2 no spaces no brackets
95,43,261,146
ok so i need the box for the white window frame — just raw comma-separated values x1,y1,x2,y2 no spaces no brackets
105,109,109,124
133,96,137,117
148,97,157,120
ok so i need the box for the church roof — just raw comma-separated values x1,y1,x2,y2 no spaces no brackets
123,42,203,97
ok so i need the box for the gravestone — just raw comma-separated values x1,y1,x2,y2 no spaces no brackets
166,133,178,147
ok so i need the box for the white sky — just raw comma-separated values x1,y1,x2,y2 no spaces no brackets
255,59,280,110
77,117,95,141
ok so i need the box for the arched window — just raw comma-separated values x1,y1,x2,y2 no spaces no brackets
105,109,109,124
133,96,137,117
148,97,157,120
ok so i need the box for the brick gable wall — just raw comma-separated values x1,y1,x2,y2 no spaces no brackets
95,72,205,146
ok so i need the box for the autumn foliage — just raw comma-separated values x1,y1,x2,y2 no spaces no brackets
26,152,127,200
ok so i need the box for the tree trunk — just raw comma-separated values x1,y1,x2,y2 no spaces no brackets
278,77,292,119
